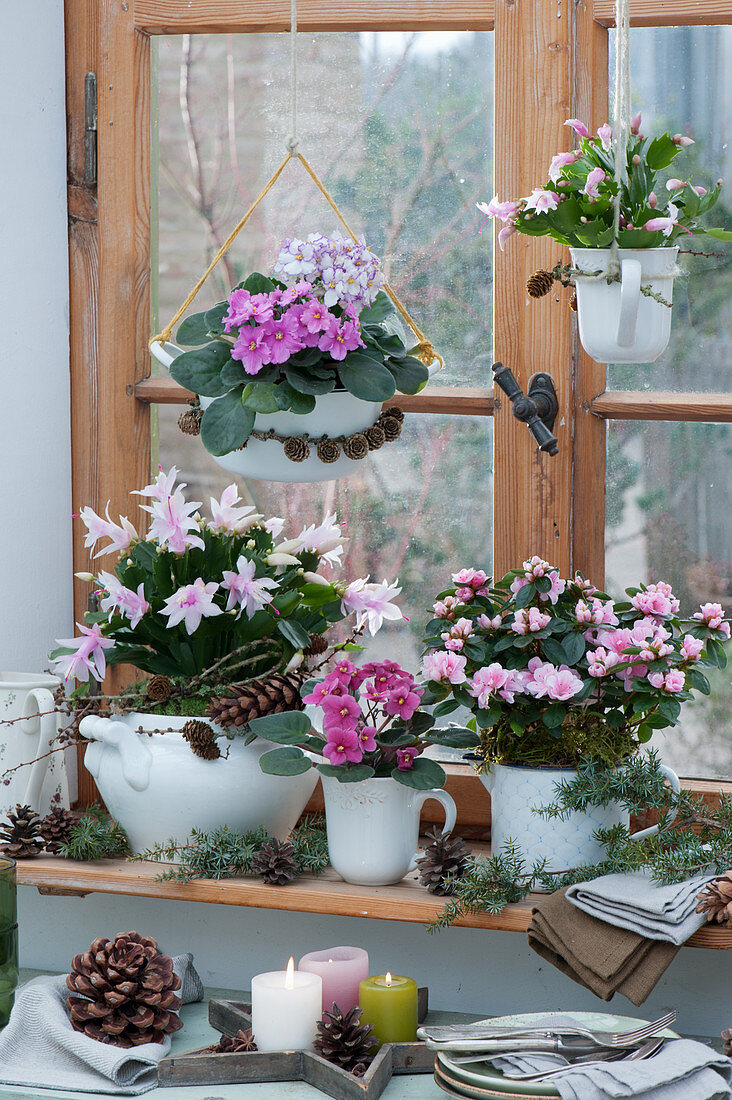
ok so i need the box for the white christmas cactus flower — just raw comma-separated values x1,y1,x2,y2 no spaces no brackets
54,468,405,688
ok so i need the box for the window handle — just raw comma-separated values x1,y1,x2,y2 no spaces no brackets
492,363,559,456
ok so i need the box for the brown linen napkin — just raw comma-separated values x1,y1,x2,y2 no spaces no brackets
527,887,680,1005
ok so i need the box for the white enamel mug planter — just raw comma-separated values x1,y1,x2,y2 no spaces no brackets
570,247,678,364
320,774,457,886
480,761,681,885
151,340,382,483
0,672,69,817
79,712,318,854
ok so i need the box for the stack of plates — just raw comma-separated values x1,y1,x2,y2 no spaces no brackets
432,1011,677,1099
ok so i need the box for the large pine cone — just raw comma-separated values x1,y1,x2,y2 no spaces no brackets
314,1004,376,1074
66,931,183,1047
416,827,471,896
0,804,44,859
40,806,79,854
209,672,305,728
697,872,732,925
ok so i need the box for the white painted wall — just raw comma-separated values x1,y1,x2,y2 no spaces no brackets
2,2,730,1038
0,1,72,673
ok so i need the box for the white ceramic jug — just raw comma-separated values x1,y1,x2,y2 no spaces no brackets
321,775,457,886
0,672,69,817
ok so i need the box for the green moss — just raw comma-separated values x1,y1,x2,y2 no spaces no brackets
478,710,639,769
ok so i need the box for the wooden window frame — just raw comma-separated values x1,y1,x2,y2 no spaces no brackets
66,0,732,810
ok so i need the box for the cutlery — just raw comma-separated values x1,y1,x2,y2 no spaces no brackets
502,1036,666,1082
420,1009,676,1049
427,1036,607,1056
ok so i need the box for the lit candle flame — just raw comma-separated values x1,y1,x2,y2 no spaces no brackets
385,972,393,986
328,958,333,963
286,956,295,990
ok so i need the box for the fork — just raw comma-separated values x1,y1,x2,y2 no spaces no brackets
422,1010,676,1050
502,1036,666,1082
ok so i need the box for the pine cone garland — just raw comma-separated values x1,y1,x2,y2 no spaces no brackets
147,675,173,703
209,672,305,728
526,269,554,298
251,839,299,885
283,437,310,462
364,425,386,451
314,1004,376,1074
66,931,183,1047
178,408,202,436
416,827,471,895
0,804,44,858
378,415,402,442
214,1028,258,1053
697,872,732,925
317,439,341,463
40,806,79,854
383,406,405,423
343,433,369,461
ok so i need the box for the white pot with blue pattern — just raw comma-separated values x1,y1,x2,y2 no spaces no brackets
480,762,680,884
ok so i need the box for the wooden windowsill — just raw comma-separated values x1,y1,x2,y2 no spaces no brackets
17,849,732,950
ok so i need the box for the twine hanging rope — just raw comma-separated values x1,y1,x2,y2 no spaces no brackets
608,0,631,277
150,0,442,370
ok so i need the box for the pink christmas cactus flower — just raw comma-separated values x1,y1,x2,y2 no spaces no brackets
524,188,561,214
142,486,205,555
630,112,642,135
323,729,363,766
340,577,403,636
565,118,590,139
694,602,731,637
584,167,606,199
97,571,150,629
421,650,468,685
51,623,115,683
631,581,680,618
647,669,686,693
498,225,517,251
476,195,522,223
78,503,138,559
283,511,346,567
208,484,262,534
221,556,279,619
548,152,578,183
161,578,222,634
396,747,420,771
643,202,692,238
597,123,613,151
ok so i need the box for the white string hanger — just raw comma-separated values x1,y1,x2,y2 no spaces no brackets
285,0,299,155
608,0,631,278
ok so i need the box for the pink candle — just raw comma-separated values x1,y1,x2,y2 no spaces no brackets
298,946,370,1015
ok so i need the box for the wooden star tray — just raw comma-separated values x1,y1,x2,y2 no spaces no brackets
158,990,432,1099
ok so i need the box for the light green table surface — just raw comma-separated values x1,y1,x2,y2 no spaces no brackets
0,972,455,1100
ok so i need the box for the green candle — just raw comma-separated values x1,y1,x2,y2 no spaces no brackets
358,972,418,1047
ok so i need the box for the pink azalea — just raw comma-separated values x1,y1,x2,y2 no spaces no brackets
524,188,560,214
433,597,460,620
476,195,521,223
232,326,271,375
565,118,590,139
323,729,363,766
648,669,686,693
340,577,403,635
455,586,475,603
597,123,613,151
512,607,551,635
523,658,583,701
575,598,618,626
142,489,204,555
522,556,551,580
262,311,303,365
97,571,150,629
358,726,378,753
693,602,731,637
208,484,262,534
321,694,362,736
631,581,680,619
384,682,423,721
52,623,115,683
548,152,578,183
539,570,566,606
396,747,420,771
441,617,474,649
421,651,467,685
510,576,529,597
584,167,606,199
586,646,620,678
681,636,705,661
161,578,222,634
469,663,520,706
78,503,138,559
221,556,278,619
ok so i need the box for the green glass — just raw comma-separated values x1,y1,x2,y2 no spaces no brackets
0,924,18,1029
0,858,16,931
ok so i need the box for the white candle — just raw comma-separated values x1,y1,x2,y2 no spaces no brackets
251,957,323,1052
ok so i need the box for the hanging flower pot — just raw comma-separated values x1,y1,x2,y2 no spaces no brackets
152,232,437,482
569,246,678,363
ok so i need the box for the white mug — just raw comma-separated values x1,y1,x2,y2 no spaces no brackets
0,672,69,817
321,774,457,886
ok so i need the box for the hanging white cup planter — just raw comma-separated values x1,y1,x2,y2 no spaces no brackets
570,247,678,364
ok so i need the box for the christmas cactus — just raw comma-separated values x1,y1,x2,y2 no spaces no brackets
422,558,730,768
167,233,430,457
51,467,403,712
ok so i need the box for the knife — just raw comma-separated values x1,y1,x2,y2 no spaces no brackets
424,1036,604,1056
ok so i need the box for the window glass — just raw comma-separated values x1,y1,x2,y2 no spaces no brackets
606,26,732,393
606,419,732,778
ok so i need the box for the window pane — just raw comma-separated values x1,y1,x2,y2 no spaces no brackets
154,31,494,387
606,26,732,393
606,419,732,778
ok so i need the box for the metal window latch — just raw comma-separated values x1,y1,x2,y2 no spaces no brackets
492,362,559,456
84,72,97,187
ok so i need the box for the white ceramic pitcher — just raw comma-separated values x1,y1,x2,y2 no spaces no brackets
0,672,69,817
321,775,457,886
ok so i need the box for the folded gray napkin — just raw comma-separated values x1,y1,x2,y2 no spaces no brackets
565,870,713,945
490,1038,732,1100
0,953,203,1095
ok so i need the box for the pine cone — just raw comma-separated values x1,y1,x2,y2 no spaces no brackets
215,1028,258,1053
378,415,402,442
526,269,554,298
722,1027,732,1057
304,633,329,657
147,675,173,703
178,408,201,436
0,804,44,859
697,872,732,924
283,437,310,462
181,719,214,745
192,739,221,761
569,292,578,312
209,672,305,728
343,433,369,461
364,425,386,451
382,406,404,423
317,439,341,463
251,839,299,885
314,1004,376,1074
40,806,79,854
416,827,471,895
66,931,183,1047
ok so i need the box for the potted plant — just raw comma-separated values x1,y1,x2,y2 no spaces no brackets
152,232,430,482
478,114,731,363
248,660,456,885
50,468,404,852
421,559,730,873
